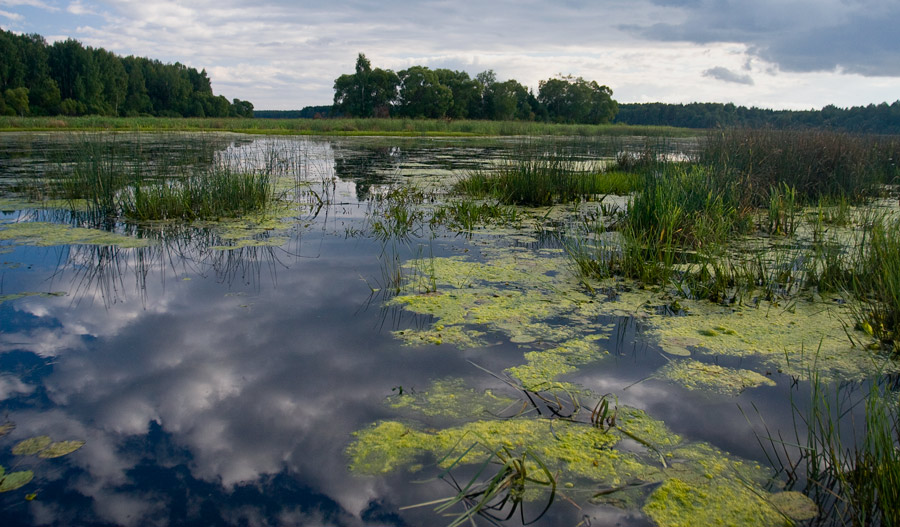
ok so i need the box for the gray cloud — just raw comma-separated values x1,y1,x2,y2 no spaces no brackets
703,66,754,85
627,0,900,76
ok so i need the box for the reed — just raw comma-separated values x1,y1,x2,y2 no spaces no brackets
698,128,890,205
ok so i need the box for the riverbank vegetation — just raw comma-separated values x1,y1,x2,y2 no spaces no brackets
0,115,693,137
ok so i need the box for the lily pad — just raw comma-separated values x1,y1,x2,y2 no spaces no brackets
11,435,52,456
0,470,34,492
38,440,86,458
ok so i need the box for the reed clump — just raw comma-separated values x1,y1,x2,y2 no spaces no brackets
455,153,638,206
698,128,893,205
792,376,900,526
50,137,274,226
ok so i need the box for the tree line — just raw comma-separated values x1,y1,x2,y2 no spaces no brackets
0,29,253,118
615,101,900,135
331,54,618,124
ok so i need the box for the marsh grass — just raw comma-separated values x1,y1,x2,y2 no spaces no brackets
434,199,521,232
402,441,557,527
0,115,695,138
699,128,891,205
41,136,276,226
454,149,638,206
793,375,900,526
853,216,900,350
123,167,273,221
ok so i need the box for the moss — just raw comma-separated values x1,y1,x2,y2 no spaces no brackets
655,358,776,396
0,221,151,248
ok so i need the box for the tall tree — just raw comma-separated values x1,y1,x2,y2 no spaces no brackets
333,53,398,117
396,66,452,118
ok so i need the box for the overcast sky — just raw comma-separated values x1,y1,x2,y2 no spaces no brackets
2,0,899,111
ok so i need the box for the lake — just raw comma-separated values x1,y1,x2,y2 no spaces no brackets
0,132,891,526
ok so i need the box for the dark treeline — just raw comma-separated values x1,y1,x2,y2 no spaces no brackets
0,28,253,118
615,101,900,134
330,54,618,124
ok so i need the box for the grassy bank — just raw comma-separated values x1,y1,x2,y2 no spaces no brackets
0,115,695,137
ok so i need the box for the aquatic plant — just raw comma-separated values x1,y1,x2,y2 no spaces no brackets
853,216,900,351
698,128,889,205
766,374,900,526
454,150,612,206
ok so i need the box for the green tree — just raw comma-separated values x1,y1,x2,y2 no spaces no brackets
333,53,398,117
433,69,481,119
538,75,618,124
4,87,30,116
396,66,452,118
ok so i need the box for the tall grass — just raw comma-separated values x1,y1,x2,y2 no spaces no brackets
0,115,696,137
48,136,274,226
853,216,900,350
455,151,638,206
699,128,892,205
797,375,900,526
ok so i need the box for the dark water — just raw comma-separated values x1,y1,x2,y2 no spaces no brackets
0,133,810,527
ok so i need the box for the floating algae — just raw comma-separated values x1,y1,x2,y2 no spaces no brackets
388,377,515,421
348,386,815,526
0,221,151,248
506,335,609,391
655,358,776,396
643,443,817,526
389,251,614,349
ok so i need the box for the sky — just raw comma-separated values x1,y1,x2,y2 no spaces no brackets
2,0,899,111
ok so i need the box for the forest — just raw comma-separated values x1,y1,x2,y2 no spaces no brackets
614,101,900,134
0,29,253,118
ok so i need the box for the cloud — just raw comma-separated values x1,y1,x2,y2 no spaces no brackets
0,8,22,18
703,66,754,85
627,0,900,76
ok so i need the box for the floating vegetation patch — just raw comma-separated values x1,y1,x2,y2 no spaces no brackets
348,383,815,526
388,378,515,421
0,221,151,248
643,443,817,527
505,335,609,392
389,250,611,349
0,291,66,305
655,358,776,396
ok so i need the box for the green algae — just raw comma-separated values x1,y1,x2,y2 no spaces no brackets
388,377,515,421
0,291,66,305
506,335,608,391
390,251,613,349
655,358,776,396
0,221,152,248
348,416,662,487
642,442,812,527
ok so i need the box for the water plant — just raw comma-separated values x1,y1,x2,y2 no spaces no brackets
454,149,615,206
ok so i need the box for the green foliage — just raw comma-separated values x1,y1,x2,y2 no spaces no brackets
333,53,399,118
538,75,618,124
616,100,900,134
331,54,619,123
0,28,251,117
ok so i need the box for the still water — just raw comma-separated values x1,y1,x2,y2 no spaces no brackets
0,133,822,526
